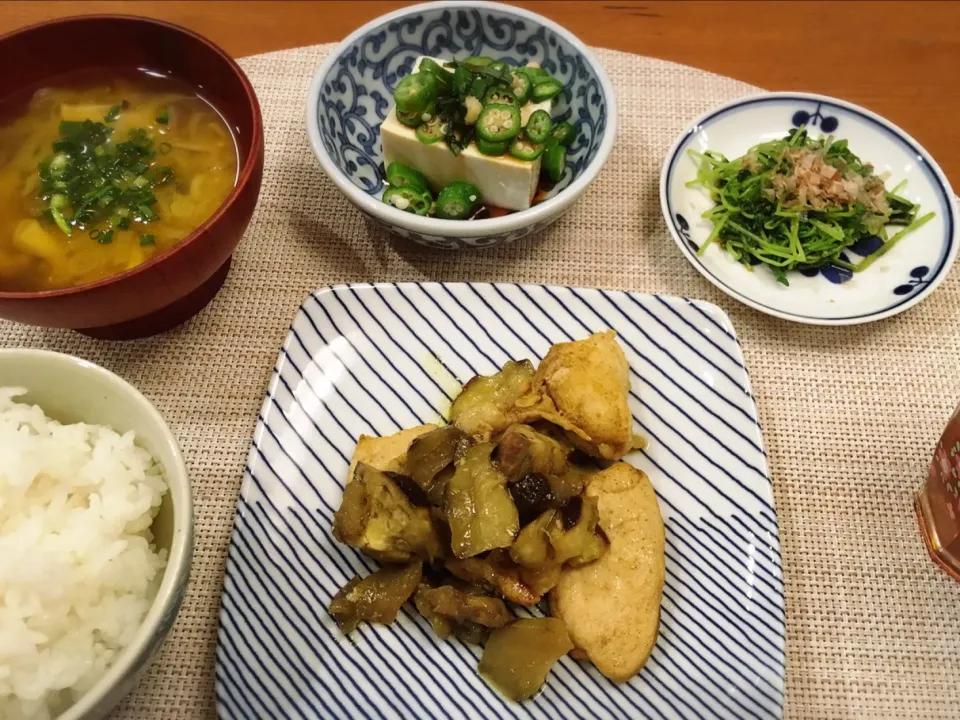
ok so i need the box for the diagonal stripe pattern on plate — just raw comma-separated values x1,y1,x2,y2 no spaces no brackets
216,283,786,719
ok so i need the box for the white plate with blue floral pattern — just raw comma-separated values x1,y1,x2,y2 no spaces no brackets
661,92,958,325
215,282,786,720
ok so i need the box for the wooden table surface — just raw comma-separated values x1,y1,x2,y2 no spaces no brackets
1,1,957,184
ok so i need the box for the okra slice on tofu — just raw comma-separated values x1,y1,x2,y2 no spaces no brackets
550,121,577,147
475,103,521,143
531,77,563,102
386,162,429,192
416,115,447,145
436,181,481,220
482,86,518,106
475,137,510,156
396,108,425,128
524,109,553,144
393,71,438,115
382,185,433,216
510,71,532,104
543,144,566,182
418,58,453,89
509,136,545,161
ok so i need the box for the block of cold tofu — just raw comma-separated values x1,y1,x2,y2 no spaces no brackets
380,56,551,211
346,424,438,484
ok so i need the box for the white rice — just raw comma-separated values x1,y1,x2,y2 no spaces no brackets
0,387,168,720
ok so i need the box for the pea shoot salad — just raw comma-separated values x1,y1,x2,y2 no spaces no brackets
687,127,934,285
382,55,578,218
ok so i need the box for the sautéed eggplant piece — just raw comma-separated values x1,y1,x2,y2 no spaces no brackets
494,423,568,482
444,442,520,559
406,425,468,505
329,331,653,701
550,495,608,567
332,463,442,563
507,473,556,526
449,359,536,440
330,561,423,634
445,550,541,607
478,618,574,702
414,585,513,631
509,509,556,568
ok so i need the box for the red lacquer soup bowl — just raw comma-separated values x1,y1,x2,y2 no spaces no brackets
0,16,264,339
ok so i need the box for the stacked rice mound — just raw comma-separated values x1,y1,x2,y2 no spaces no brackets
0,388,168,719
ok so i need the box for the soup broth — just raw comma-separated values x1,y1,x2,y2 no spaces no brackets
0,69,237,292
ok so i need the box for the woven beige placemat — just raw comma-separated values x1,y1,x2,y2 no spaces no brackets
3,43,959,719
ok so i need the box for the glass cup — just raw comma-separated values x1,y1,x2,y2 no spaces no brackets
916,402,960,580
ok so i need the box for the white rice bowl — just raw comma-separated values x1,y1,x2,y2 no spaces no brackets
0,387,168,720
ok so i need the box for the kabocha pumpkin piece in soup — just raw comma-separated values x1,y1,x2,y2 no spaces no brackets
346,424,438,484
332,463,442,563
330,561,423,634
551,462,665,683
522,330,633,461
445,443,520,559
478,618,574,702
450,360,536,440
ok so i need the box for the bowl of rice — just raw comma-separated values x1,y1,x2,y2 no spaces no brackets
0,349,193,720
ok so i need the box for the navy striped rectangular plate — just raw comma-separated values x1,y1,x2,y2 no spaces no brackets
215,282,786,720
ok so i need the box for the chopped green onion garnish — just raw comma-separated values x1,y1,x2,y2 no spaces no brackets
104,101,128,123
50,206,72,236
156,108,169,125
140,234,156,246
50,153,68,175
37,111,174,240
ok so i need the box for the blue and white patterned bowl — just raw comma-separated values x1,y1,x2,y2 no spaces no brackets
660,92,958,325
306,1,616,250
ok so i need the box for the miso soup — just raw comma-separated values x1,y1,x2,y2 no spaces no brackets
0,68,238,292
